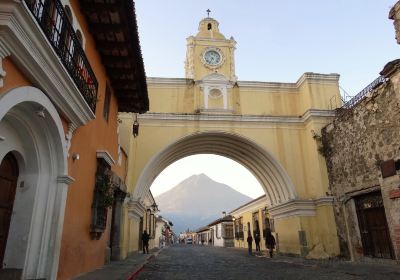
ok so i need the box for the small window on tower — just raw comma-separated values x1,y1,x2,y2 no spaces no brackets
207,23,212,30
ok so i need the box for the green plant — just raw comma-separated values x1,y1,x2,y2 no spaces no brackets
94,172,114,208
311,130,330,157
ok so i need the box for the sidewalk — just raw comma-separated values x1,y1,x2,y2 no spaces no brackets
73,248,161,280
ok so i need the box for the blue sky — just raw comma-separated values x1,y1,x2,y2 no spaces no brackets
135,1,399,198
136,0,398,96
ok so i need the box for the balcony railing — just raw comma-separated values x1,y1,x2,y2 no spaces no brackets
24,0,98,113
341,76,387,110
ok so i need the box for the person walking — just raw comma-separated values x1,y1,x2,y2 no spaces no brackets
254,233,261,252
265,228,276,258
142,230,150,254
247,232,253,255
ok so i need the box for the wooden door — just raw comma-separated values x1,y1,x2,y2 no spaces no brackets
355,192,394,259
0,153,19,267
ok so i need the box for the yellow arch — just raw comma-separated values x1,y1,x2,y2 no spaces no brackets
133,131,297,206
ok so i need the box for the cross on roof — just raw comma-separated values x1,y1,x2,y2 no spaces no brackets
206,9,211,18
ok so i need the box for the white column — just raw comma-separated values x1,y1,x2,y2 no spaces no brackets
223,87,228,109
204,86,209,109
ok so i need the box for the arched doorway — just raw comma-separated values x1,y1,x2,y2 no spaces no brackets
0,153,19,267
0,86,69,279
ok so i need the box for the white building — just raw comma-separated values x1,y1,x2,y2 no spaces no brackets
207,215,235,247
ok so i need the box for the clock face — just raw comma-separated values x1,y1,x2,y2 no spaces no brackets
204,50,221,66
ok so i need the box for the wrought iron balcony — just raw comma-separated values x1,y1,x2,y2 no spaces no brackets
24,0,98,113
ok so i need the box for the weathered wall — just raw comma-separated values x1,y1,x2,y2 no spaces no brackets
322,63,400,260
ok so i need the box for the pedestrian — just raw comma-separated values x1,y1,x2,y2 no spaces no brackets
254,233,261,252
265,228,276,258
142,230,150,254
247,232,253,255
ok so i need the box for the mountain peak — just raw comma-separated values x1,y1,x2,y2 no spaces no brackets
154,174,252,233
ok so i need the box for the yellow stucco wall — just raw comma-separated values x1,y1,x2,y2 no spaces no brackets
124,116,334,200
119,16,341,258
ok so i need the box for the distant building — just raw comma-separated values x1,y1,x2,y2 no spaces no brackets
230,196,274,253
154,216,174,248
208,215,235,247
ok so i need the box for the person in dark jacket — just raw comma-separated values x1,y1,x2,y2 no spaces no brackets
265,228,276,258
247,232,253,255
254,233,261,252
142,230,150,254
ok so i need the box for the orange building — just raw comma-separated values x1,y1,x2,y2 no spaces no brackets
0,0,148,279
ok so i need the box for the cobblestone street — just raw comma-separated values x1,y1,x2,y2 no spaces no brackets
135,245,400,280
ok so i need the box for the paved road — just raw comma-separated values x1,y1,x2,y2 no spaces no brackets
135,244,400,280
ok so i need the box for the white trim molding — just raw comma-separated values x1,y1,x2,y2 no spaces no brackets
230,195,269,216
0,54,8,88
139,109,335,125
127,199,146,220
96,150,116,166
0,0,95,127
57,175,75,185
0,86,68,280
269,197,335,220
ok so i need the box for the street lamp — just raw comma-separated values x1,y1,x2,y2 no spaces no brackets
151,202,159,212
132,113,139,137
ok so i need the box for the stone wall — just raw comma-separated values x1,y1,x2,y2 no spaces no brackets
322,61,400,260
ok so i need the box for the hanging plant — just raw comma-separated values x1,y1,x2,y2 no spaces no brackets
94,171,114,208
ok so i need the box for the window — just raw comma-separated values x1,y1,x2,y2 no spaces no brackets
252,211,260,237
262,209,275,238
90,158,112,240
103,83,111,121
235,217,243,239
207,23,212,30
224,224,234,238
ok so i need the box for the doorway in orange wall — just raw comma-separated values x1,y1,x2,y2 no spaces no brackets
0,153,19,267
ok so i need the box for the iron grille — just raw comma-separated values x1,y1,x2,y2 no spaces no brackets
337,76,387,117
24,0,98,113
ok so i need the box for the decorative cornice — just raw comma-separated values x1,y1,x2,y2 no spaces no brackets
147,73,339,91
237,81,298,90
237,73,339,90
315,196,335,207
230,195,268,216
296,72,340,86
268,197,335,220
96,150,116,166
147,77,192,86
139,109,335,125
198,108,235,115
230,197,335,220
0,0,95,127
56,175,75,185
127,199,146,220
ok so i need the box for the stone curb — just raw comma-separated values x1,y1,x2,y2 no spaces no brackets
126,248,162,280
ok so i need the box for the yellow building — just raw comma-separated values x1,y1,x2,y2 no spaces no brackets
120,16,341,258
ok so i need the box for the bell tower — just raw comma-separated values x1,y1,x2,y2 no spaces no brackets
185,12,237,113
185,14,237,82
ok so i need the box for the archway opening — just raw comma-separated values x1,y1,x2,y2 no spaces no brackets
132,131,298,249
150,154,265,234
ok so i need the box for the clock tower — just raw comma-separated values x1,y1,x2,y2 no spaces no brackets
185,16,237,82
185,15,237,112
